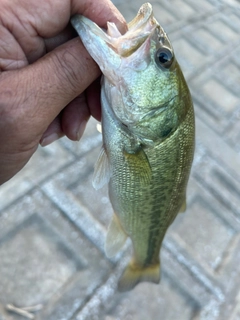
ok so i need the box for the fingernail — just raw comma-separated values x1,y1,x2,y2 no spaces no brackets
40,133,61,147
77,121,87,141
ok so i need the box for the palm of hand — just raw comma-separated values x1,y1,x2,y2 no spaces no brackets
0,0,126,184
1,0,70,69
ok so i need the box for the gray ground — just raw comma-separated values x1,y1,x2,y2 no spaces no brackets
1,0,240,319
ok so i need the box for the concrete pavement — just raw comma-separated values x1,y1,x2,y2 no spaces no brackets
1,0,240,319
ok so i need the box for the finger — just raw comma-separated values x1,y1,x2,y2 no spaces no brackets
44,0,128,54
40,78,101,147
86,77,101,122
44,24,77,53
0,37,100,144
1,0,127,68
61,93,90,141
40,93,91,146
39,38,100,118
71,0,127,34
40,116,65,147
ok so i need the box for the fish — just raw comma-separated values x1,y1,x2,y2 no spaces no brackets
71,2,195,291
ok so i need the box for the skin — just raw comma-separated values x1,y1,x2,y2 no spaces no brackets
0,0,127,185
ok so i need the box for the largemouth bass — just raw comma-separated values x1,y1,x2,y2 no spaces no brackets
71,3,195,291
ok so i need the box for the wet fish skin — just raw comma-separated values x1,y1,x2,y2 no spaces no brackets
71,3,195,291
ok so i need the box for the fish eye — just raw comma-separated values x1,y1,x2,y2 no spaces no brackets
155,47,174,69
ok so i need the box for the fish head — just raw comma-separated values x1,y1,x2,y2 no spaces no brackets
72,3,192,143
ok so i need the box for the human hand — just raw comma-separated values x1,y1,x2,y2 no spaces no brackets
0,0,127,185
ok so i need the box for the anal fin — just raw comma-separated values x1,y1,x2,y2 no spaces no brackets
105,214,128,258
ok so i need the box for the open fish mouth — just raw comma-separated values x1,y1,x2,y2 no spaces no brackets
72,3,158,58
107,3,159,57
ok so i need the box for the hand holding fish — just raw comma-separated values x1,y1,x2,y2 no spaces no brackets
0,0,127,185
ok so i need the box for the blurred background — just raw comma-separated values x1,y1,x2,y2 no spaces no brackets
1,0,240,319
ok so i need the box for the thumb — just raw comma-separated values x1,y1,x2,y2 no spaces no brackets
0,37,100,143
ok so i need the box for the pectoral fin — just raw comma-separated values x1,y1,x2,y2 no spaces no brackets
105,214,128,258
92,147,111,190
123,147,152,185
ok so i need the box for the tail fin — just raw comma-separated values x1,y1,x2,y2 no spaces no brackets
118,261,160,292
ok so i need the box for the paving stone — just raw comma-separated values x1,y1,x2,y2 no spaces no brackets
104,278,199,320
0,176,33,212
209,19,239,42
150,2,177,26
173,197,235,271
191,57,240,137
193,154,240,221
53,146,113,227
191,0,216,12
195,117,240,178
164,0,196,19
1,1,240,320
226,11,240,30
0,190,113,320
0,142,74,211
0,218,78,306
202,79,239,113
193,27,223,54
42,172,108,255
172,38,206,77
